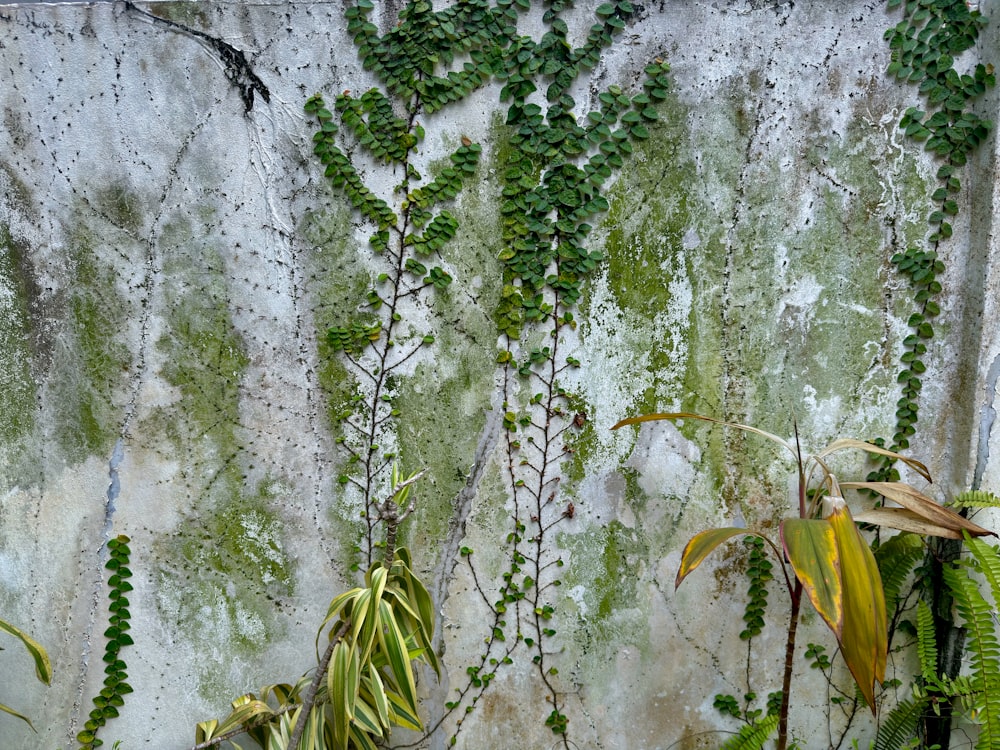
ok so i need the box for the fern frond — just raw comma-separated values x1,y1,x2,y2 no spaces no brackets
720,715,780,750
875,696,928,750
966,536,1000,611
877,533,924,608
916,599,938,683
951,490,1000,509
943,563,1000,750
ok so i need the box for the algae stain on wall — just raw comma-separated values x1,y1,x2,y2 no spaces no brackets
139,218,295,694
0,223,38,487
393,160,504,574
55,226,135,463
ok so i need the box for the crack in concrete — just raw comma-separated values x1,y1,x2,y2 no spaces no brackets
123,0,270,113
421,404,501,749
972,352,1000,491
66,112,209,743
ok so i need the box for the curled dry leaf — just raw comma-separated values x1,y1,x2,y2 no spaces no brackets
842,481,995,538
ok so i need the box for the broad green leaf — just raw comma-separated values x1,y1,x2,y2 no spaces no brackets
782,518,843,638
613,412,796,460
377,599,419,721
0,617,52,684
329,641,356,749
828,499,886,711
842,481,994,538
676,528,763,588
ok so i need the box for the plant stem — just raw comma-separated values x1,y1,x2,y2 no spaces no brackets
777,579,803,750
286,619,351,750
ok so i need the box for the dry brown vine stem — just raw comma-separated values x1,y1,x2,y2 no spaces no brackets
284,619,351,750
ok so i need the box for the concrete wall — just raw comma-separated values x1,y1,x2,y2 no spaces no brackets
0,1,997,748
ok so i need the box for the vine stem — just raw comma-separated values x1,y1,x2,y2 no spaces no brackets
189,705,298,750
286,619,352,750
777,579,803,750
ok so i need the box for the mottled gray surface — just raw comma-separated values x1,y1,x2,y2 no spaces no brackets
0,1,998,748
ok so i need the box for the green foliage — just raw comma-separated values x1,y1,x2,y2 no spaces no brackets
78,535,133,750
195,471,435,750
951,490,1000,509
875,697,929,750
876,533,925,611
946,536,1000,749
0,611,52,730
740,535,773,641
194,546,437,750
720,714,780,750
614,412,991,750
874,535,1000,750
304,0,490,564
878,0,995,459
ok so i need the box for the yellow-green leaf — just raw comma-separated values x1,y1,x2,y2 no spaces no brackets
364,661,390,729
385,688,423,731
377,599,419,722
352,695,384,736
676,528,761,588
195,718,219,743
0,701,36,730
613,412,796,459
817,440,931,483
329,641,356,749
0,616,52,684
349,722,381,750
212,697,275,737
782,518,843,638
827,499,886,711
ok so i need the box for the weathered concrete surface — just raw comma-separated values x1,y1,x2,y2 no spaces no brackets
0,1,997,748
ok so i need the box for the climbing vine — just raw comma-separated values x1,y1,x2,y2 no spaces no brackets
76,535,133,750
878,0,994,464
306,0,667,744
445,3,669,746
304,0,497,567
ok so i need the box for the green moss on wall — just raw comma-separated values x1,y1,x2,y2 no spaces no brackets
0,224,37,486
299,206,375,568
155,478,293,699
53,224,134,463
559,520,649,644
393,151,503,573
147,1,210,28
142,217,294,689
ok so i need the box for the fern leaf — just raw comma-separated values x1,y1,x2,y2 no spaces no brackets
875,696,928,750
966,536,1000,612
720,715,780,750
943,563,1000,750
916,599,939,683
952,490,1000,509
876,532,924,608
